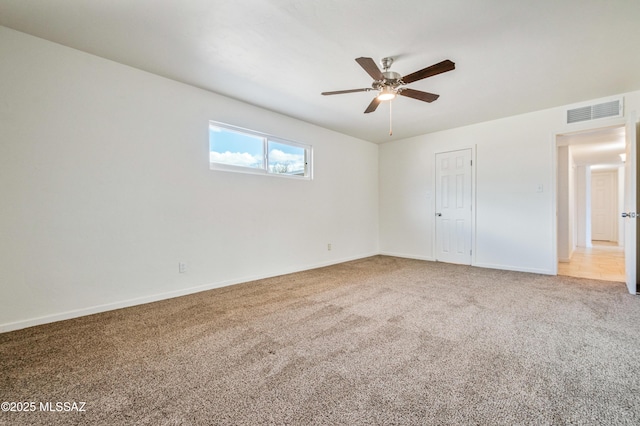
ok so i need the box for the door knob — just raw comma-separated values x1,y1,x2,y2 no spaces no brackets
436,212,442,217
622,212,637,218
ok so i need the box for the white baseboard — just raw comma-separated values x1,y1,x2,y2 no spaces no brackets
0,252,378,333
379,254,554,275
473,262,555,275
378,251,436,262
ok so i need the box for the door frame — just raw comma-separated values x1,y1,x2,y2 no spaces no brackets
433,146,477,266
552,118,629,276
623,112,638,294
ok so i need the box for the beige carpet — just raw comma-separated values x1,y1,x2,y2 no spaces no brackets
1,256,640,425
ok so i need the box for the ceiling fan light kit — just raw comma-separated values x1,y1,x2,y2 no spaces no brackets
321,56,455,115
377,86,397,101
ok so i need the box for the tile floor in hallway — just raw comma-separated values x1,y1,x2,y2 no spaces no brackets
558,241,625,282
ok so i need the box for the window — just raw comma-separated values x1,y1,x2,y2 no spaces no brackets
209,122,312,179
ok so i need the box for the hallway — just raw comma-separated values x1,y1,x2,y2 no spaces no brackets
558,241,625,282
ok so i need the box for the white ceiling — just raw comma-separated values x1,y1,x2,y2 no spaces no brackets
1,0,639,143
558,126,626,170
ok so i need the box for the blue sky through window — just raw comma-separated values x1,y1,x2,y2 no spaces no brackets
209,126,263,169
209,123,310,177
268,141,305,174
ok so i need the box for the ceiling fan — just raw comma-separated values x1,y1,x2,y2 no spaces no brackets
321,57,455,114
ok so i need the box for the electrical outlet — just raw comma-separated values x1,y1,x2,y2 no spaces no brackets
327,243,332,251
178,262,187,273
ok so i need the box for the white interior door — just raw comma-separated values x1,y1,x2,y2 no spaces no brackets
435,149,472,265
591,171,616,241
623,112,638,294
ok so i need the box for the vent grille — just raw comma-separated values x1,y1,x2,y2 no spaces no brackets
567,99,622,124
567,106,592,123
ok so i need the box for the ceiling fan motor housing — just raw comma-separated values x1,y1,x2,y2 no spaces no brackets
373,70,403,94
384,70,401,79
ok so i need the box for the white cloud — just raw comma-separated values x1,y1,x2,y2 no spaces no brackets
268,149,304,172
269,149,301,163
210,149,305,174
210,151,262,168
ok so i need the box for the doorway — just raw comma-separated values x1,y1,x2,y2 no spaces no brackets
435,148,473,265
591,171,617,241
556,125,626,282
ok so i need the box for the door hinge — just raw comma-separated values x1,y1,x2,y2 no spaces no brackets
470,249,472,255
470,160,473,166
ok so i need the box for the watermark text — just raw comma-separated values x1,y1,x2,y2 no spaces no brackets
1,401,86,413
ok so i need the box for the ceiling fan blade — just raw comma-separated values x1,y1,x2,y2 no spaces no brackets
402,59,455,84
399,88,440,103
356,57,384,81
321,88,370,95
364,97,381,114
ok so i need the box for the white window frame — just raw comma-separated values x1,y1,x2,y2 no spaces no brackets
209,121,313,180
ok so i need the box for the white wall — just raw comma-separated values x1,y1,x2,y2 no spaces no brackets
557,146,577,262
575,165,592,247
380,111,558,273
380,90,640,275
0,27,379,331
569,149,577,253
557,145,570,262
618,166,625,246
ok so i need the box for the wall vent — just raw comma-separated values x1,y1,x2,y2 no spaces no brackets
566,98,623,124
